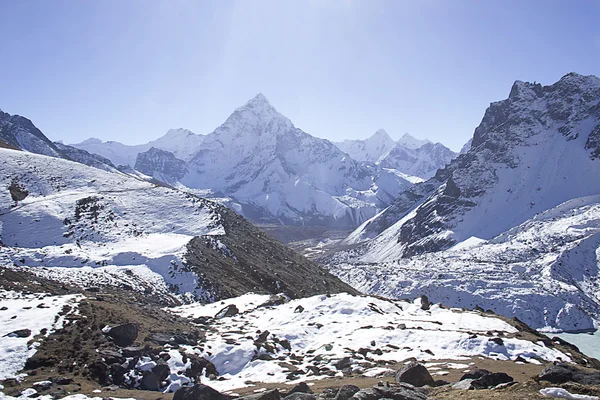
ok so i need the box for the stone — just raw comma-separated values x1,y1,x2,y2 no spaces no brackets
106,323,138,347
284,394,316,400
452,379,474,390
98,349,125,364
215,304,239,319
538,363,600,385
4,329,31,338
470,372,513,389
121,346,143,357
240,389,281,400
395,362,435,387
152,362,171,382
288,382,312,395
8,180,29,202
334,357,353,370
460,369,491,381
50,376,73,385
419,295,430,311
140,371,160,391
334,384,360,400
186,354,219,379
173,384,230,400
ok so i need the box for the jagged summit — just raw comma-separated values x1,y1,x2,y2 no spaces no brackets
397,132,431,149
508,72,600,100
372,128,392,139
236,92,277,113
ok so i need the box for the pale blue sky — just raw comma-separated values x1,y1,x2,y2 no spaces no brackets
1,1,599,151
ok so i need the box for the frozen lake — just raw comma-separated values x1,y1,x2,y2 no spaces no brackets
547,330,600,360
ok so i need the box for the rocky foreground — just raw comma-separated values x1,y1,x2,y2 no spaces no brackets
1,266,600,400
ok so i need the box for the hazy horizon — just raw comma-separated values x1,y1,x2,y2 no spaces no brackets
1,1,599,151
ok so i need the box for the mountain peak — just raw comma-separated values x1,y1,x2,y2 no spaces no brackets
164,128,195,138
243,92,273,109
397,133,431,149
371,129,393,141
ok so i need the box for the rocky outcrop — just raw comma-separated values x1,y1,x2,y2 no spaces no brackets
135,147,188,181
185,204,360,301
395,362,435,387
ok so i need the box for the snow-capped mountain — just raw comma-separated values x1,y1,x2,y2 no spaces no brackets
111,94,411,226
0,109,118,172
377,141,457,179
334,129,397,162
72,128,205,168
326,73,600,331
397,132,432,149
334,131,456,179
346,73,600,253
179,94,413,225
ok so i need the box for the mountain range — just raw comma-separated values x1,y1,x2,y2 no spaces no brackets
71,94,456,227
326,72,600,331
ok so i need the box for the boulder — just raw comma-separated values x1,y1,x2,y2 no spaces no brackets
240,389,281,400
260,295,288,307
173,384,230,400
8,180,28,202
88,361,111,385
470,372,513,389
215,304,239,319
538,363,600,385
106,323,138,347
152,361,171,382
284,394,316,400
4,329,31,338
98,349,125,364
50,377,73,385
121,346,143,357
419,295,430,311
186,354,219,379
140,371,160,391
288,382,312,395
452,379,474,390
335,385,360,400
460,369,491,381
395,362,435,387
334,357,353,370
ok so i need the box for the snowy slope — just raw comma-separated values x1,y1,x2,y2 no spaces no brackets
334,129,396,162
0,148,225,300
167,292,569,391
329,195,600,331
377,141,457,179
346,73,600,255
0,290,83,380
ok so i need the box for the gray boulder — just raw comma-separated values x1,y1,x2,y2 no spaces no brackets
395,362,435,387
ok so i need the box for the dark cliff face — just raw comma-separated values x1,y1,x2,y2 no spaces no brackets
135,147,188,180
351,73,600,258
